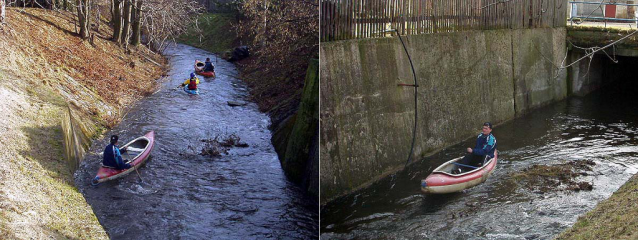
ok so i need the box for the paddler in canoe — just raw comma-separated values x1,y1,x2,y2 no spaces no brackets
103,135,132,170
181,72,200,94
452,122,497,174
203,58,215,72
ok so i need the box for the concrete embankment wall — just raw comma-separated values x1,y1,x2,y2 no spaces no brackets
61,106,97,172
272,59,320,200
320,28,568,205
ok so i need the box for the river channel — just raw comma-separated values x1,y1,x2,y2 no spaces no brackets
74,44,318,239
321,78,638,239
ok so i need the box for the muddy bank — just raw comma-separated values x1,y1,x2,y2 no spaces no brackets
0,8,164,238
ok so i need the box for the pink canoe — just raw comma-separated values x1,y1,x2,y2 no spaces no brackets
421,150,498,194
92,131,155,185
194,60,205,72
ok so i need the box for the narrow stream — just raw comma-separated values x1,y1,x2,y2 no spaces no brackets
75,43,318,239
321,79,638,239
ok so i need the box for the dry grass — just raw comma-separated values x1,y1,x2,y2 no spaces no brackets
0,7,166,239
0,8,166,107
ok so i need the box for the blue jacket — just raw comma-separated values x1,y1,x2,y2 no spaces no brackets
473,133,496,159
103,144,131,169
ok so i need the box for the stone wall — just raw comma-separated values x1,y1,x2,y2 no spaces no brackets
320,28,568,205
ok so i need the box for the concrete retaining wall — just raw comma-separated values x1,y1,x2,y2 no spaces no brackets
61,106,95,172
320,28,568,205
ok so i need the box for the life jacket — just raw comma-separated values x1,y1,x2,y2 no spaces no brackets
188,78,197,90
204,61,214,71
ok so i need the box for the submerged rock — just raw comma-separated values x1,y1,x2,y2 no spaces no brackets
227,101,247,107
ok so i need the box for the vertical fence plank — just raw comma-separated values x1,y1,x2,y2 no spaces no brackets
349,0,353,39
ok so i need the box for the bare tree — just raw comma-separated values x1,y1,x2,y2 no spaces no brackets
76,0,91,39
142,0,204,51
236,0,318,75
1,0,6,25
112,0,122,41
131,0,142,46
120,0,131,44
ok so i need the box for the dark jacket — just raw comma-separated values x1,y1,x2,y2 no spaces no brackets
204,61,214,72
472,133,496,159
103,144,131,169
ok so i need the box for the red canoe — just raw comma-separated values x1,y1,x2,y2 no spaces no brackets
92,131,155,184
421,150,498,194
194,60,216,78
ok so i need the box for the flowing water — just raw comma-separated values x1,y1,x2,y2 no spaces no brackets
321,79,638,239
75,44,318,239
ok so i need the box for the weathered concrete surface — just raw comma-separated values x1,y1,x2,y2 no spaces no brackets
320,28,568,205
272,59,319,200
513,28,569,115
568,50,607,96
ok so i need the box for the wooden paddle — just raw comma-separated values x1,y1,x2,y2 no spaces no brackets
122,151,144,183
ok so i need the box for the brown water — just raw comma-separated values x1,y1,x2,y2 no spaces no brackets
74,44,318,239
321,78,638,239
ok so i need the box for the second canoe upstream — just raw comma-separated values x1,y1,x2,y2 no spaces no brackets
75,43,318,239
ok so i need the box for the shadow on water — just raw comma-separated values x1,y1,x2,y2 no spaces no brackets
321,72,638,239
73,44,318,239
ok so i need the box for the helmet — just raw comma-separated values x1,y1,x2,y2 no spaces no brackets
190,73,195,78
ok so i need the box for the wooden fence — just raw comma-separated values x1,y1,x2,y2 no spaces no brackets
321,0,568,41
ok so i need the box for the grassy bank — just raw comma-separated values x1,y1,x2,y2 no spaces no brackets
556,173,638,239
0,8,165,238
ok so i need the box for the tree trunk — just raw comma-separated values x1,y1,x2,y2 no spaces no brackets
131,0,142,46
112,0,122,41
63,0,67,10
76,0,91,39
1,0,5,24
120,0,131,44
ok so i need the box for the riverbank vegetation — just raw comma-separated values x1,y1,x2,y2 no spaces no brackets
176,13,237,53
557,174,638,239
235,0,318,126
511,160,595,193
178,1,319,126
0,5,167,237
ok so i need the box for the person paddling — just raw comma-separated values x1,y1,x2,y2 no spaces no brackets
453,122,497,174
203,58,215,72
103,135,131,170
181,73,199,90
